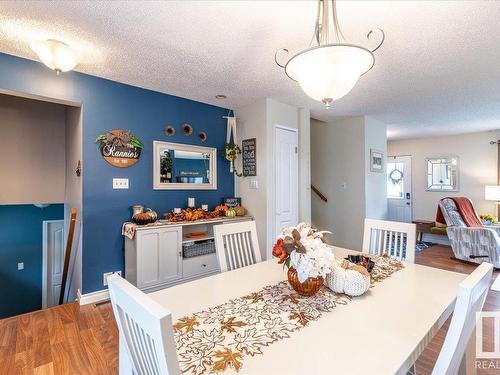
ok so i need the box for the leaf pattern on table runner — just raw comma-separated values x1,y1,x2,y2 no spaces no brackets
174,256,403,374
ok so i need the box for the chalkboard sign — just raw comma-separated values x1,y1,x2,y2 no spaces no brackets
242,138,257,176
224,197,241,207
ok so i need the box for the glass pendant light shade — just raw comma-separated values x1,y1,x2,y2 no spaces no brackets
285,44,374,105
31,39,78,74
275,0,384,107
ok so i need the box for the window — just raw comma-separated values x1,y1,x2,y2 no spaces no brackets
387,162,405,198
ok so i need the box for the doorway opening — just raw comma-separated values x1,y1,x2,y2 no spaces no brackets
387,155,413,222
0,92,82,318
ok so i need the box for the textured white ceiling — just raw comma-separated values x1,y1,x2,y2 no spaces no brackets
0,1,499,140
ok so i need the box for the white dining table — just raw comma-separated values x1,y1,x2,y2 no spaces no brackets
120,246,467,375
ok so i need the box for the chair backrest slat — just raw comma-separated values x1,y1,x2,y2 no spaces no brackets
432,262,493,375
362,219,416,263
108,274,180,375
215,221,262,272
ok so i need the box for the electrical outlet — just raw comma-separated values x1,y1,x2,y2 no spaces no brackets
103,271,122,286
17,262,24,270
113,178,129,189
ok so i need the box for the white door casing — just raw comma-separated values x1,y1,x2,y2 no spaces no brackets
387,155,413,223
275,126,299,237
42,220,65,308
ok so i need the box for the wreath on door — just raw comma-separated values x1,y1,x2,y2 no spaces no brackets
389,168,404,185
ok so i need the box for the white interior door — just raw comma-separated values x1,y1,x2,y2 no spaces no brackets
43,220,65,308
275,126,299,236
387,155,413,222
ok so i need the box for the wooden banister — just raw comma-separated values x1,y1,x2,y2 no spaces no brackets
311,184,328,202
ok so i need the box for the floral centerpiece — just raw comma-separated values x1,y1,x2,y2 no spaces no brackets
272,223,335,296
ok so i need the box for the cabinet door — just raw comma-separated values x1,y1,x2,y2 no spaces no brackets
136,227,182,288
158,228,182,283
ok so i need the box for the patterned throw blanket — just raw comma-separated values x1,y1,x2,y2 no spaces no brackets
173,255,403,374
436,197,483,227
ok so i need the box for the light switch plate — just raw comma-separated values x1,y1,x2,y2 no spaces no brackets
18,262,24,270
249,179,259,189
113,178,129,189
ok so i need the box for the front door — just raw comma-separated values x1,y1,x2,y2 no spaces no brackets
275,126,299,236
387,155,413,222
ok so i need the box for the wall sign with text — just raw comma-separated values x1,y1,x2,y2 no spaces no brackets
95,129,143,168
242,138,257,176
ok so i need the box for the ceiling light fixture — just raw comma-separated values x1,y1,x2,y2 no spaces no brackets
30,39,78,74
215,94,227,100
275,0,384,108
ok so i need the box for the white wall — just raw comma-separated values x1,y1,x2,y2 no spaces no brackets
0,94,66,204
235,98,311,259
388,130,500,220
64,106,83,302
234,99,268,259
311,117,366,249
365,117,388,220
311,116,388,250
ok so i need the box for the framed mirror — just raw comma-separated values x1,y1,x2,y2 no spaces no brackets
425,156,459,191
153,141,217,190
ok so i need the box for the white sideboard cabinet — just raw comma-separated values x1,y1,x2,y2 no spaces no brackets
124,216,252,293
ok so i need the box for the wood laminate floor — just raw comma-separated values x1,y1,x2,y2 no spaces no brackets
0,245,499,374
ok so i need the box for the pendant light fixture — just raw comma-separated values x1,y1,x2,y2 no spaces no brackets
31,39,78,74
275,0,384,108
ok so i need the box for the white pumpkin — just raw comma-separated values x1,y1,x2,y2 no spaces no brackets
325,263,371,297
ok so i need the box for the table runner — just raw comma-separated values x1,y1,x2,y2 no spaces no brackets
173,255,403,374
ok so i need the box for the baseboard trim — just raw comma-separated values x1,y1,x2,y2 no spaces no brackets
78,288,110,305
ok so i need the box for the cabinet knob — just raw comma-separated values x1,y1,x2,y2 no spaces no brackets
202,264,207,267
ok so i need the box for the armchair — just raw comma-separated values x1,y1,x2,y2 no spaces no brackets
438,198,500,268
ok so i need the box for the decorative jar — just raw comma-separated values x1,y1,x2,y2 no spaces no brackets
287,266,323,296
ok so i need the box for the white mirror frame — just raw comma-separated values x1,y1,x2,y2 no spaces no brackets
153,141,217,190
425,155,459,192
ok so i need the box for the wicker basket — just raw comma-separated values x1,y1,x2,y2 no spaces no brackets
182,239,216,258
287,267,323,296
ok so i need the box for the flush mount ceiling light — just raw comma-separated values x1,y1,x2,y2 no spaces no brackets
215,94,227,100
30,39,78,74
275,0,384,108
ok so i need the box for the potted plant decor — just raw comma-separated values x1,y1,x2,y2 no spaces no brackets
272,223,335,296
224,142,247,177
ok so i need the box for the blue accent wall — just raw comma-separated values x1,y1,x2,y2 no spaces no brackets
0,204,64,318
0,52,233,294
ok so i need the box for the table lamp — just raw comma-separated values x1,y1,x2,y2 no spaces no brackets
485,185,500,219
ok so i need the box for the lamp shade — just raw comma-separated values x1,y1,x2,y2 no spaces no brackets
485,185,500,201
30,39,78,73
285,44,374,105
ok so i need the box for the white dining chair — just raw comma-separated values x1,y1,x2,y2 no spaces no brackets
431,262,493,375
362,218,417,263
108,274,180,375
214,220,262,272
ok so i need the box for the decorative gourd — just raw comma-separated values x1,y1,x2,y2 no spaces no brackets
145,208,158,222
226,207,236,218
133,208,158,225
234,205,246,216
325,261,371,297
